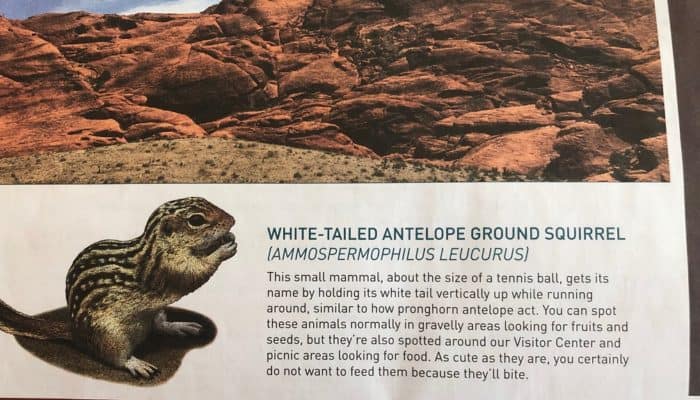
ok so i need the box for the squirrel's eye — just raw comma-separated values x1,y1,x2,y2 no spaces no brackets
188,214,206,227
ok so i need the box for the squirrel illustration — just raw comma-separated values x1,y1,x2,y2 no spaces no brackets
0,197,237,378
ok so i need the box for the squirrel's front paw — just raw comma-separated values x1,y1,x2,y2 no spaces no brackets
209,235,237,263
218,240,238,261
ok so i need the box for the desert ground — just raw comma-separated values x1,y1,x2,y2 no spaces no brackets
0,138,538,183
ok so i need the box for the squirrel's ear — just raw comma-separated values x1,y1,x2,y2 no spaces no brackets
161,216,176,236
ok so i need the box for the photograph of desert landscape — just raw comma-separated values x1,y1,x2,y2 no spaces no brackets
0,0,668,183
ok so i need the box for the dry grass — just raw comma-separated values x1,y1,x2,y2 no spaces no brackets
0,138,530,184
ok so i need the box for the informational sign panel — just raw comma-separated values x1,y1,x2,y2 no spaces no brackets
0,0,695,398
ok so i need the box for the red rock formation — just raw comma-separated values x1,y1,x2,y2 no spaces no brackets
0,0,669,180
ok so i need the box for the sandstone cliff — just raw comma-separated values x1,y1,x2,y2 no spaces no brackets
0,0,668,181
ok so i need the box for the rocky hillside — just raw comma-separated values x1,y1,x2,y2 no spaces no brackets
0,0,668,182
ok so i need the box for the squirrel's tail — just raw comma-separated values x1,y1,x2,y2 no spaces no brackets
0,299,71,341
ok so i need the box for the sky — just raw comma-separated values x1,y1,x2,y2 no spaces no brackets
0,0,219,19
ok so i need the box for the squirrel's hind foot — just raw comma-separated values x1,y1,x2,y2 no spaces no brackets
125,356,159,379
159,321,203,337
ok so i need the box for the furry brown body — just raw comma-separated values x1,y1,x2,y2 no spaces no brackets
0,197,237,378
